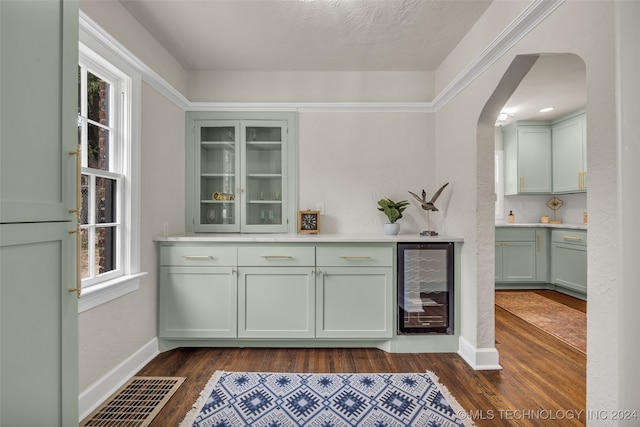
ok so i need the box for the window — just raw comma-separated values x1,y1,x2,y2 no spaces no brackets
78,66,122,285
77,38,144,312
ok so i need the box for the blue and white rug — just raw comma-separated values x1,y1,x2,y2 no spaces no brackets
180,371,475,427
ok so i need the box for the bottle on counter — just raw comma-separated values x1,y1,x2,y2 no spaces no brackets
507,210,515,224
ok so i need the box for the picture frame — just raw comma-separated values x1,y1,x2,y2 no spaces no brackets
298,210,320,234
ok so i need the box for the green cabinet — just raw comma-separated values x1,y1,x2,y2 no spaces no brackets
1,223,79,426
1,1,78,224
157,242,395,343
158,246,238,338
551,230,587,295
237,246,315,338
239,267,316,338
552,113,587,193
315,246,393,339
503,124,552,195
159,266,237,338
495,228,548,283
1,1,79,425
186,112,297,233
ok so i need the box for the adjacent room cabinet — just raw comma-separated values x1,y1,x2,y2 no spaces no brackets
186,112,297,233
495,226,586,299
502,111,587,195
495,228,548,284
503,124,552,195
552,112,587,193
551,229,587,295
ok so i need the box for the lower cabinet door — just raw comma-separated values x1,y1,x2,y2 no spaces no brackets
316,267,393,339
159,266,237,338
552,243,587,294
238,267,315,338
1,222,78,427
500,241,536,282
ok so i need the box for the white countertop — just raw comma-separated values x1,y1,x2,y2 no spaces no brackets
496,222,587,230
155,233,464,243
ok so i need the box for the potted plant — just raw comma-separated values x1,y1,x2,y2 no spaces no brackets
377,198,409,235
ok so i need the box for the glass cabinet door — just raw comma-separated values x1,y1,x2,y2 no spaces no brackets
187,113,294,233
241,120,288,233
195,121,240,232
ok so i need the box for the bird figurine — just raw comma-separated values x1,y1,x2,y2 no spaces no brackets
408,182,449,212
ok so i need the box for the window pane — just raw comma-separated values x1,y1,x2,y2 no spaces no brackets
80,228,89,279
95,177,117,224
95,226,116,275
80,174,89,225
87,123,110,170
87,71,110,124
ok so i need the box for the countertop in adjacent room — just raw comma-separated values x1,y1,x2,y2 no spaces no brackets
495,223,587,230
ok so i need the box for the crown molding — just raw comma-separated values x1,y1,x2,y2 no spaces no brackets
79,0,563,114
431,0,564,110
79,11,190,111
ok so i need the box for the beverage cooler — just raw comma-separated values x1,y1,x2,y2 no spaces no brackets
397,242,454,334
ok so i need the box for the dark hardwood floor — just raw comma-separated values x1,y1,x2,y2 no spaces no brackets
136,290,586,426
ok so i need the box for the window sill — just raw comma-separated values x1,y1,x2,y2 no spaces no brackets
78,272,147,313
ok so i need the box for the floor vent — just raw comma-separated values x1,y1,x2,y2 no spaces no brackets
81,376,185,427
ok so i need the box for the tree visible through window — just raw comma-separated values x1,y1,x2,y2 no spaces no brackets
78,65,122,286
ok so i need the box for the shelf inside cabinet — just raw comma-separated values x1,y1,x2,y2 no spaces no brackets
201,141,235,148
247,174,282,178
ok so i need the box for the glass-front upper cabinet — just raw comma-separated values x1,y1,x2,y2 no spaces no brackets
197,121,240,230
187,113,296,233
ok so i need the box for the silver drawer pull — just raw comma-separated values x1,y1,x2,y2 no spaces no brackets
339,256,371,260
182,255,215,260
260,255,293,259
561,236,582,241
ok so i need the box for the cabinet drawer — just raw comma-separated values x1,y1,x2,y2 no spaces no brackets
495,228,535,242
551,229,587,246
238,246,315,266
160,245,237,266
316,246,393,267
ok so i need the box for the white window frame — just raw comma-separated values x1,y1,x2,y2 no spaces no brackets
78,31,145,313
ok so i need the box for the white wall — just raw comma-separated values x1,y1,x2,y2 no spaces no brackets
435,0,628,422
298,112,437,235
615,0,640,413
501,193,587,225
78,0,188,395
188,71,434,102
78,82,185,391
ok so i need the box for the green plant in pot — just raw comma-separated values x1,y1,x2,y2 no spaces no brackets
377,198,409,235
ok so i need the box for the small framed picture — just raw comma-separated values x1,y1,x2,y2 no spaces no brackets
298,210,320,234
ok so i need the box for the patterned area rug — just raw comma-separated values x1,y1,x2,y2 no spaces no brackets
180,371,475,427
495,291,586,353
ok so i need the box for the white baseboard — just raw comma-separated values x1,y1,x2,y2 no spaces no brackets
78,337,159,421
458,336,502,370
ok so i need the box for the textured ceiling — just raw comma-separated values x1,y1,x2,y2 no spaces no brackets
119,0,492,72
503,54,586,122
117,0,586,119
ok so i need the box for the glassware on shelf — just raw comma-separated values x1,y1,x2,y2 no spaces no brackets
207,207,217,224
